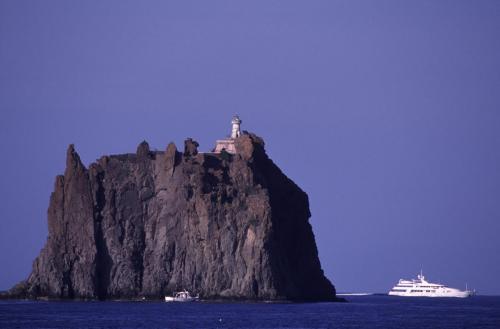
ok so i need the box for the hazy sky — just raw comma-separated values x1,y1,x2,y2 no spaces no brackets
1,1,500,294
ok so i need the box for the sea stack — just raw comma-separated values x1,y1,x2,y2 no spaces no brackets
9,117,337,301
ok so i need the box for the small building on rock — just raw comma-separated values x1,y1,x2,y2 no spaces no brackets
214,115,242,154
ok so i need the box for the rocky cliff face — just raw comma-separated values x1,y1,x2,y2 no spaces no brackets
12,133,336,301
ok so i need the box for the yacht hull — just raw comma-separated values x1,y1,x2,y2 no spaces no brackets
388,291,470,298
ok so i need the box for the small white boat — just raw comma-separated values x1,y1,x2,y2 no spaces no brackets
388,271,472,298
164,290,199,302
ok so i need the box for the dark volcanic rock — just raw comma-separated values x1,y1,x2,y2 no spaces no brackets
13,133,336,301
183,138,199,156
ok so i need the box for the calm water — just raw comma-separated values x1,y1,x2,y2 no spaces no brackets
1,295,499,329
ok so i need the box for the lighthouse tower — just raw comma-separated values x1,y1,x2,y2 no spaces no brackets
230,115,242,139
214,115,243,154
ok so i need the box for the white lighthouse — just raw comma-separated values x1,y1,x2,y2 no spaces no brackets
231,115,242,139
214,115,243,154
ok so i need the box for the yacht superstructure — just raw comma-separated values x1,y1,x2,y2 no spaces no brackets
388,272,472,298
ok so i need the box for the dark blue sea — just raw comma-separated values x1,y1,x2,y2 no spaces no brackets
1,295,499,329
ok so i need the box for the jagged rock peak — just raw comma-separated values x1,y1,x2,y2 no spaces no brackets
165,142,177,156
65,144,86,172
234,132,265,160
183,138,199,156
136,140,151,158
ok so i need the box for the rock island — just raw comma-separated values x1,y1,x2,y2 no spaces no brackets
7,116,337,301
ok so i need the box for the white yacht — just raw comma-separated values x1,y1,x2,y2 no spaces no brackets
164,290,199,302
388,272,472,298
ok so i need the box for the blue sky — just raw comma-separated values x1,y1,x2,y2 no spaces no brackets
1,0,500,294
